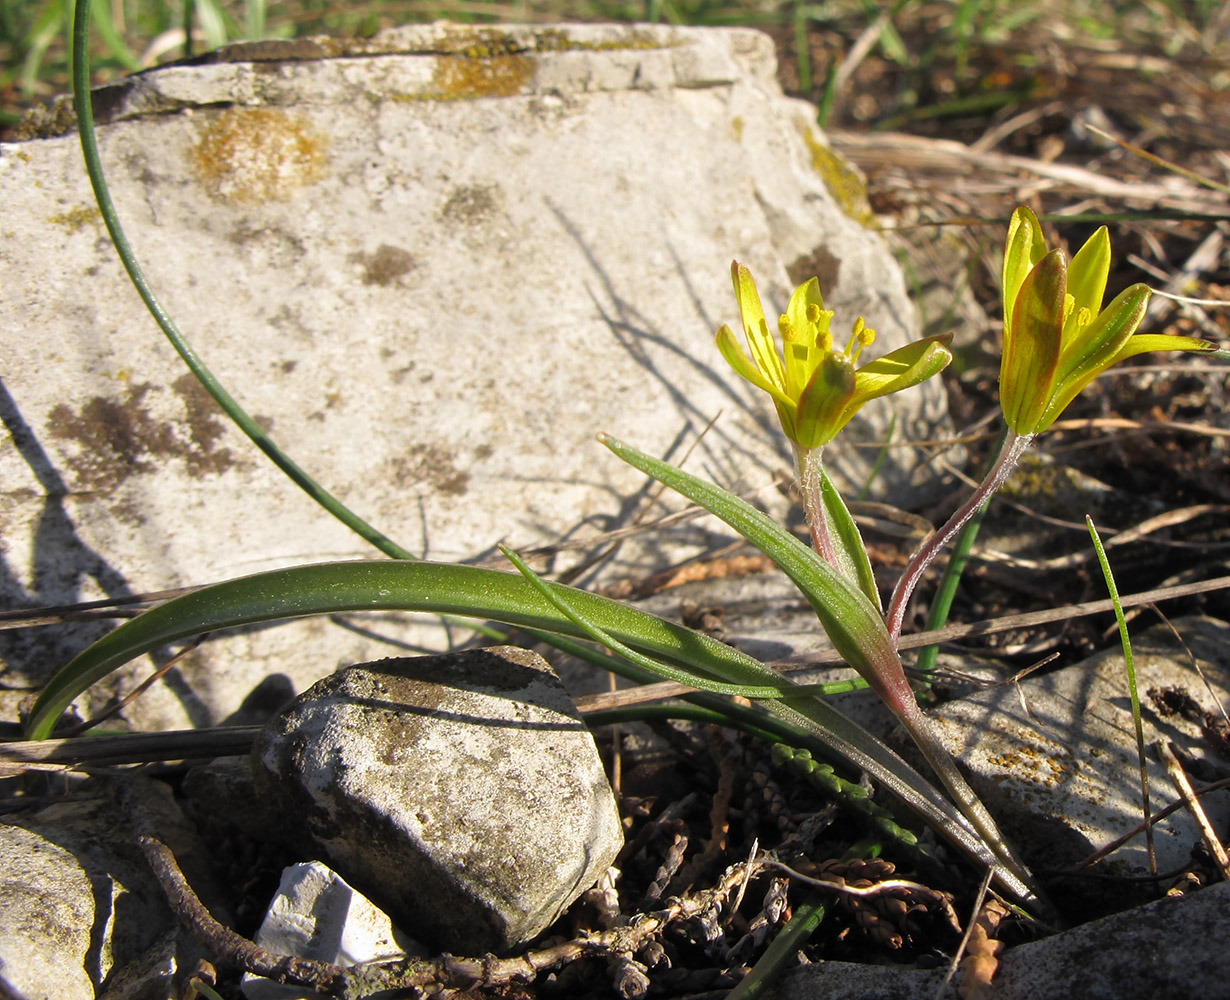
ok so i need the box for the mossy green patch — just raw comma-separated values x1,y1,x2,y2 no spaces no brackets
48,205,101,233
798,122,876,229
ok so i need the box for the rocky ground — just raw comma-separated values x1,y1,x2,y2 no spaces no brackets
2,7,1230,999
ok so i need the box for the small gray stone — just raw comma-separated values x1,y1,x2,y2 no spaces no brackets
251,646,623,953
0,779,205,1000
0,824,96,1000
897,616,1230,875
241,861,423,1000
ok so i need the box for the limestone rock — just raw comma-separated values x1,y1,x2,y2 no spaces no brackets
241,862,423,1000
897,616,1230,875
0,824,97,1000
251,646,623,953
0,779,206,1000
0,22,945,731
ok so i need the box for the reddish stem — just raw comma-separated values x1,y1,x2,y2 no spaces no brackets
885,429,1033,645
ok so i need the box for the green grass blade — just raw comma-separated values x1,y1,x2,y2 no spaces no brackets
817,462,881,612
599,434,892,683
69,0,416,562
89,0,139,71
598,434,1042,906
24,559,779,740
725,897,825,1000
22,557,1030,901
1086,515,1156,873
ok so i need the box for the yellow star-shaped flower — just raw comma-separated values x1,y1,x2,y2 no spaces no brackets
1000,207,1216,435
716,262,953,449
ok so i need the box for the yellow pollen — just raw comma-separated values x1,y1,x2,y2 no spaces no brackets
844,318,875,362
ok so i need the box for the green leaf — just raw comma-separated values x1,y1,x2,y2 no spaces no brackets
817,463,882,612
24,560,775,742
599,434,1045,910
26,553,1036,905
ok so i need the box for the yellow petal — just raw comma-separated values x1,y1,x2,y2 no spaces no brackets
1052,283,1150,391
1001,249,1065,434
731,261,785,392
1061,227,1110,346
849,333,954,402
1002,206,1048,336
715,324,795,412
781,277,829,399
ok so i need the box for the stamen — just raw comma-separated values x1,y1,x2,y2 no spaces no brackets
845,318,875,362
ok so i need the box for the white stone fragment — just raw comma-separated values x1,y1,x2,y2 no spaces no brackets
241,861,423,1000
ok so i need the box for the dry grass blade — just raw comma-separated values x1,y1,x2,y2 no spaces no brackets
778,574,1230,667
1157,741,1230,881
829,131,1229,214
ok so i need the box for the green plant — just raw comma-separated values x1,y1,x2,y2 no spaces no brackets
25,0,1227,947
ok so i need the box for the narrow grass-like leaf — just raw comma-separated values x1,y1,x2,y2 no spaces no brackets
817,463,881,611
600,434,892,685
725,897,825,1000
25,560,775,740
599,434,1044,908
500,544,795,699
69,0,416,563
25,557,1037,904
502,545,851,700
1087,515,1156,873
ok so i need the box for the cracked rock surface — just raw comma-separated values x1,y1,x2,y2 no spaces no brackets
251,645,623,953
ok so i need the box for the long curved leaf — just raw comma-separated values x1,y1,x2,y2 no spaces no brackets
25,560,772,740
27,558,1036,904
598,434,1043,908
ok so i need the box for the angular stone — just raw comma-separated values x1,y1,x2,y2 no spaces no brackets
0,22,947,732
242,862,423,1000
0,778,204,1000
0,824,96,1000
897,616,1230,875
251,646,623,953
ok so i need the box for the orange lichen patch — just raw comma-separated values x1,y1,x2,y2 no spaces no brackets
192,108,327,203
430,52,536,100
48,205,101,233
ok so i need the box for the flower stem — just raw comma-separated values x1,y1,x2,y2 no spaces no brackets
885,428,1033,645
798,446,837,565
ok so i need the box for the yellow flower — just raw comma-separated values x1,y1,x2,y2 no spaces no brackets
1000,206,1216,435
716,262,953,449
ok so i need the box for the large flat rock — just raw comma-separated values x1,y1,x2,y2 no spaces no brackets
1,23,946,728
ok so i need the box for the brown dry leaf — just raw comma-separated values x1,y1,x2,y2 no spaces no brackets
602,553,775,600
958,898,1009,1000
